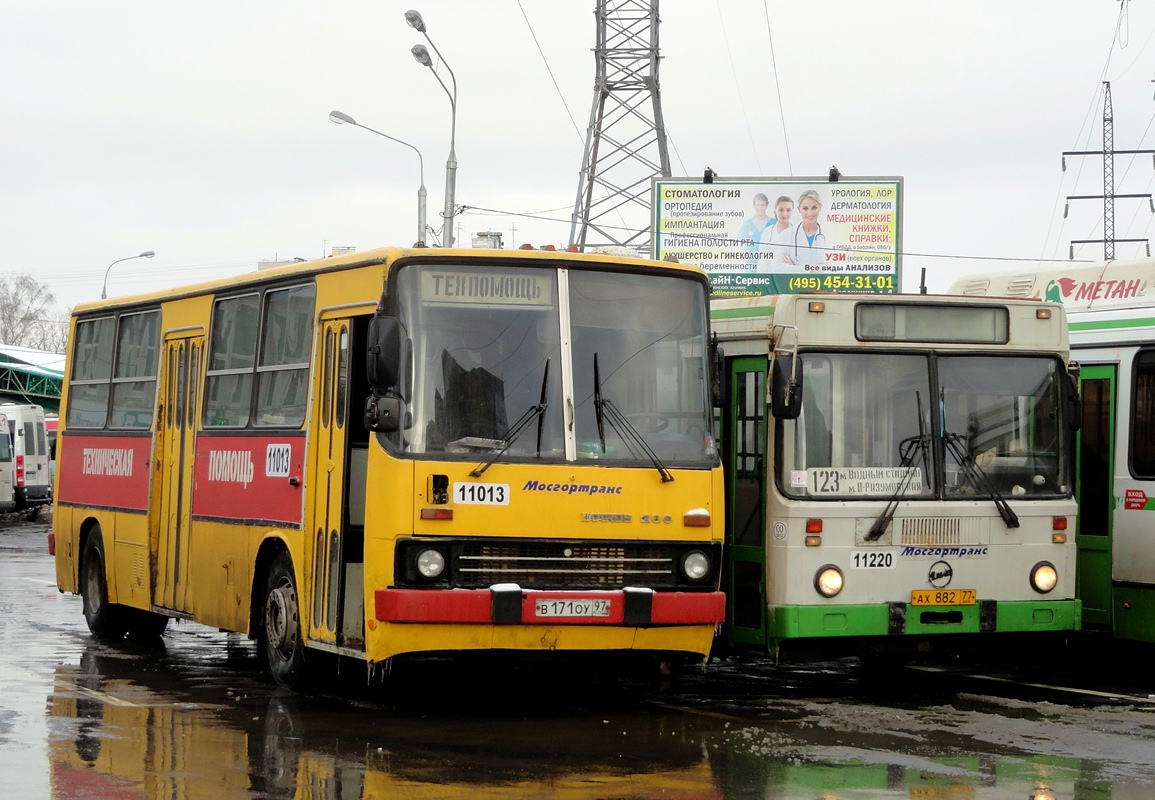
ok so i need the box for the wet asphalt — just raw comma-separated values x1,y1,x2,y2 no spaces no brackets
3,515,1155,799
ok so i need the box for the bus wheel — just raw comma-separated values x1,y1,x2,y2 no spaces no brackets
263,551,306,689
81,530,127,640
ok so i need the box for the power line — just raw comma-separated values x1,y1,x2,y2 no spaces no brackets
11,260,256,287
460,203,1093,266
762,0,793,175
715,0,761,174
516,0,583,143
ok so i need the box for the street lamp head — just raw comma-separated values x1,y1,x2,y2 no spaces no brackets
329,110,356,126
102,250,156,299
411,44,433,68
404,9,426,32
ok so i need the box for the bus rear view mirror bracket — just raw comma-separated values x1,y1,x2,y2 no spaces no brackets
771,354,802,419
1067,364,1082,431
367,316,403,390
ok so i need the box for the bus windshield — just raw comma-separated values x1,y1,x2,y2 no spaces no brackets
389,262,715,467
779,352,1071,500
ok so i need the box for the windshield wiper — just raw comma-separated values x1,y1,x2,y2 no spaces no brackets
534,357,550,457
942,431,1019,528
593,353,673,482
866,393,930,541
939,390,1019,528
593,353,607,453
469,359,550,478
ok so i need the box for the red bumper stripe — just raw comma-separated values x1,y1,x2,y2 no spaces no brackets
652,591,727,625
375,588,726,626
375,588,492,624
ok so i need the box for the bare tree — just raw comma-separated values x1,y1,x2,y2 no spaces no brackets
0,274,69,353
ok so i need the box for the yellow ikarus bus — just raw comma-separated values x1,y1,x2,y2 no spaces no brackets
51,247,725,688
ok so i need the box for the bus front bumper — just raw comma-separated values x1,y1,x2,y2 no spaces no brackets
770,598,1082,639
375,586,726,627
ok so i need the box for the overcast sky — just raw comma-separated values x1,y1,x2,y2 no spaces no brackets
4,1,1155,314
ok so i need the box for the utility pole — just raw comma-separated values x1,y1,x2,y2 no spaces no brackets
1063,81,1155,260
570,0,671,255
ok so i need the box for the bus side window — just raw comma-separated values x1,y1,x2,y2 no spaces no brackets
256,284,316,428
110,310,161,429
67,316,115,429
204,294,259,427
1132,350,1155,476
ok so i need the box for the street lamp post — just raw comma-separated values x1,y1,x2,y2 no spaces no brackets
329,110,427,246
405,9,458,248
101,250,155,300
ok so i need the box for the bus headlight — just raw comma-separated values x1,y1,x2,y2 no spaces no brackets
1030,561,1058,594
681,551,711,582
814,565,844,598
416,549,446,579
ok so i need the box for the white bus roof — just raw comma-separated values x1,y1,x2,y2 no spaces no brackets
949,258,1155,313
710,292,1068,355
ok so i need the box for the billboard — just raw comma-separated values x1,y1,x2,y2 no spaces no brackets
651,177,903,297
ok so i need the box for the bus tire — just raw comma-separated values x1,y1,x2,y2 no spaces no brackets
262,551,307,689
81,530,127,640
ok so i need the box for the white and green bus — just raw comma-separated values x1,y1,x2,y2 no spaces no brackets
713,292,1081,659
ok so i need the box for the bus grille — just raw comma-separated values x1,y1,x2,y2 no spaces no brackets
459,542,677,588
395,539,718,590
898,517,988,546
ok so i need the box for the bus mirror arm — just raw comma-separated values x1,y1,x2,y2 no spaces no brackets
1066,368,1082,431
770,354,803,419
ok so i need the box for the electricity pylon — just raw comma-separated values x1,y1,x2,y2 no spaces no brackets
1063,81,1154,260
570,0,671,254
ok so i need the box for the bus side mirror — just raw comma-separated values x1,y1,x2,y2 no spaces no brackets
1067,371,1082,431
364,394,402,433
771,354,802,419
711,339,727,409
367,316,402,390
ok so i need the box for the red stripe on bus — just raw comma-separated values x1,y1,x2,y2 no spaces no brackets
374,588,726,625
55,433,151,511
651,591,726,624
375,588,492,623
191,434,304,526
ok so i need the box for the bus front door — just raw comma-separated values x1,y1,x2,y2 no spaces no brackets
725,356,769,648
154,333,203,614
307,319,357,647
1076,364,1115,628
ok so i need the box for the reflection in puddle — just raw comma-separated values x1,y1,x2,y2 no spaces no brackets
43,641,1136,799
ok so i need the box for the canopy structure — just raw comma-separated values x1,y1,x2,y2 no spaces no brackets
0,345,64,414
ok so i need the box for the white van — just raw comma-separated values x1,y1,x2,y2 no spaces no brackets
46,414,57,492
2,403,52,511
0,414,16,513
